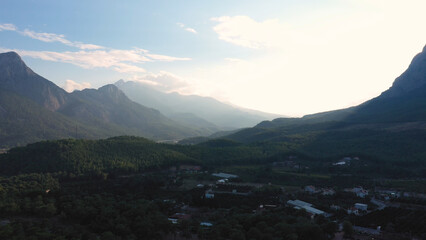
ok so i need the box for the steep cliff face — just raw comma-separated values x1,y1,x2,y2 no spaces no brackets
382,45,426,98
346,45,426,123
0,51,209,147
0,52,69,111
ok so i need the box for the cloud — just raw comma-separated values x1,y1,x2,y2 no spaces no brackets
75,43,104,50
211,16,287,49
63,79,91,92
145,53,191,61
224,58,245,63
177,22,197,34
0,23,104,50
184,27,197,34
0,47,189,73
20,29,104,50
0,24,191,73
113,63,146,73
21,29,71,44
0,23,17,31
130,71,190,93
191,1,426,116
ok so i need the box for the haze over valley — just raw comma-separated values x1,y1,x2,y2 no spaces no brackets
0,1,425,239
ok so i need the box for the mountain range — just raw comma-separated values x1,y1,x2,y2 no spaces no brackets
218,45,426,161
115,80,281,130
0,52,278,147
250,45,426,130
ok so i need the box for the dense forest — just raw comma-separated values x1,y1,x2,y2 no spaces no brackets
0,136,425,239
1,136,424,178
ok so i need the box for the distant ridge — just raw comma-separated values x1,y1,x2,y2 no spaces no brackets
0,51,69,111
115,80,281,130
0,52,212,147
382,45,426,98
225,45,426,147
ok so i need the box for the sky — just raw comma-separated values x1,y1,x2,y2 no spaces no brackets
0,0,425,117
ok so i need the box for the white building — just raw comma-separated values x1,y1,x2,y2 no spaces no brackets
287,200,326,216
352,187,368,198
354,203,368,211
212,172,238,178
303,206,325,216
205,190,215,199
287,200,312,208
304,185,316,194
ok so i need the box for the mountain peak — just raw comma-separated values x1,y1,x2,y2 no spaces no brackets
0,51,68,111
0,51,34,77
115,79,126,86
99,84,120,92
382,45,426,98
0,51,21,60
97,84,128,102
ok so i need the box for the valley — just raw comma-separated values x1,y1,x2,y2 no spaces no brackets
0,23,425,240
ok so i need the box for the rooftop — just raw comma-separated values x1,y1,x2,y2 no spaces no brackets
212,172,238,178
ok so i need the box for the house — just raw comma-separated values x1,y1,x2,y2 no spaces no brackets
333,161,346,166
375,189,400,199
256,204,278,214
303,206,325,216
354,203,368,211
212,172,238,179
304,185,316,194
168,213,191,223
330,205,341,211
353,226,380,235
347,207,359,215
200,222,213,228
168,218,178,224
216,179,226,184
351,187,368,198
321,188,335,196
287,200,326,216
287,200,312,208
205,190,215,199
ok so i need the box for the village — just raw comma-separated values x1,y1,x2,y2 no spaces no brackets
161,156,426,240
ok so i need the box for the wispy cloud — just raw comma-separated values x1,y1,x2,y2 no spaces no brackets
21,29,72,44
0,23,191,73
63,79,91,92
0,47,189,73
0,23,104,50
0,23,17,31
145,53,191,62
184,27,197,34
177,22,197,34
21,29,104,50
113,63,146,73
129,71,190,93
211,16,287,49
224,58,245,63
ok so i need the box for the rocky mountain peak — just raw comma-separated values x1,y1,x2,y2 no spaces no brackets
0,51,68,111
0,51,35,79
382,45,426,97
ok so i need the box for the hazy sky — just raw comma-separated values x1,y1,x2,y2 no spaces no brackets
1,0,425,116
